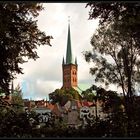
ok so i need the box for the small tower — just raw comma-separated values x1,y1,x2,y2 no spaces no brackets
62,18,78,90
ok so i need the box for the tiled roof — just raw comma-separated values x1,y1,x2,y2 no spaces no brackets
77,101,82,108
47,103,55,110
52,104,62,116
63,99,95,110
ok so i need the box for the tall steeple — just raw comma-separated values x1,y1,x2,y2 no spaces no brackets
66,17,73,64
62,17,78,89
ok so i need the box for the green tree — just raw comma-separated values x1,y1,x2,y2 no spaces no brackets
49,88,81,106
83,85,126,137
11,84,24,113
0,3,53,94
85,2,140,136
68,88,81,101
81,88,95,102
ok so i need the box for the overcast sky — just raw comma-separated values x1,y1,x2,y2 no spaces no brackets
14,3,100,100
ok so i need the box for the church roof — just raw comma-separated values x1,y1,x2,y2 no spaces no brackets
73,84,92,95
73,87,83,94
62,19,77,65
66,23,73,64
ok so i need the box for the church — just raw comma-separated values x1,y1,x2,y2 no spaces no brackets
62,20,79,92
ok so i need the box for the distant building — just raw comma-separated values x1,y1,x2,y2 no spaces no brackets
61,99,95,127
32,107,52,123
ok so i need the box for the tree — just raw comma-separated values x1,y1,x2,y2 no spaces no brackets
86,2,140,27
81,88,96,102
85,2,140,136
0,3,53,94
49,88,81,106
11,84,24,113
83,85,127,137
85,2,140,96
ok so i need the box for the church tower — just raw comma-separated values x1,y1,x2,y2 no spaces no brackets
62,19,78,90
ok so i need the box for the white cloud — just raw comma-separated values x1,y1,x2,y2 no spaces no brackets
14,3,100,100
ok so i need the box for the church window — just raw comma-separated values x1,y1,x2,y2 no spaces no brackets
73,71,75,75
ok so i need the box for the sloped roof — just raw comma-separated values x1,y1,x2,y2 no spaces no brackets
51,103,62,116
46,103,55,111
82,101,95,107
64,100,71,110
73,84,92,95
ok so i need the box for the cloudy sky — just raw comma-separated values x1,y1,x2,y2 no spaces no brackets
14,3,100,100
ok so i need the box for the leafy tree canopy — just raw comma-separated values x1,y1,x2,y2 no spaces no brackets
49,88,81,106
81,88,96,102
11,84,24,113
0,3,53,94
85,2,140,135
86,2,140,25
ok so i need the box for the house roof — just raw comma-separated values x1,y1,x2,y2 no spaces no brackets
63,99,95,111
82,101,95,107
46,103,55,111
51,103,62,116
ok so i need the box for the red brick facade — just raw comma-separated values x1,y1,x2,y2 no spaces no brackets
62,64,78,89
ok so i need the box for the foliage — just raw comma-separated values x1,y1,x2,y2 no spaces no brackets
86,2,140,98
49,88,81,106
81,88,96,102
0,108,32,137
86,2,140,91
87,85,122,113
0,3,53,94
0,101,140,138
84,20,140,97
86,2,140,27
85,2,140,135
11,84,24,113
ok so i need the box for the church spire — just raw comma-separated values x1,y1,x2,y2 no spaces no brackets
62,17,78,89
75,57,77,65
62,56,65,65
66,17,73,64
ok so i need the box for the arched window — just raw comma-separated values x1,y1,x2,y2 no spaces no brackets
73,71,75,75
